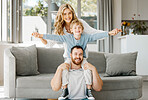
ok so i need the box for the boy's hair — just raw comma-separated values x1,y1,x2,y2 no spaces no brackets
70,20,84,30
71,45,84,53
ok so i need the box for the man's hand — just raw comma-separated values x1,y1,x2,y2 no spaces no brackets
58,63,70,71
83,63,96,71
109,28,122,36
32,32,43,38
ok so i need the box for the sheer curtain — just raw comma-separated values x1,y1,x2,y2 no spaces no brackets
97,0,113,53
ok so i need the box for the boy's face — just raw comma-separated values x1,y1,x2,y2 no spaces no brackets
71,23,83,36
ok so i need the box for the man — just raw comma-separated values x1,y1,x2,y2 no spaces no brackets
51,46,103,100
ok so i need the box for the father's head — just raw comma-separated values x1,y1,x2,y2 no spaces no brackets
70,45,84,65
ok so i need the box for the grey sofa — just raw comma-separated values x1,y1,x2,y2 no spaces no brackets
4,47,143,100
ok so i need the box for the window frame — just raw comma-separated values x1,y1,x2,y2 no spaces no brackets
0,0,2,41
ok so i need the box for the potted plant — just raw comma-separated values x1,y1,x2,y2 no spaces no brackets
130,21,148,35
130,14,148,35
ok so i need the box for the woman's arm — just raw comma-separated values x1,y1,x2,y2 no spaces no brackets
79,19,122,35
79,19,105,34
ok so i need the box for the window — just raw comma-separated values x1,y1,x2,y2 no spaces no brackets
0,0,2,41
54,0,77,13
0,0,12,42
22,0,48,42
81,0,97,29
7,0,12,42
1,0,7,42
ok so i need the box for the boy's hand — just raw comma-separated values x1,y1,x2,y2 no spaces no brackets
32,32,43,38
109,28,122,36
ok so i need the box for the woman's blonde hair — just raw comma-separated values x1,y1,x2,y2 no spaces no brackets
54,4,78,35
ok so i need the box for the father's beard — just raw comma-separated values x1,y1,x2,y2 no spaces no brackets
71,57,83,65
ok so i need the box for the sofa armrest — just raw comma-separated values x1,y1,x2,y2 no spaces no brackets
4,48,16,98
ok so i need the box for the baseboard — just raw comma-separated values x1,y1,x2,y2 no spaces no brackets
141,75,148,81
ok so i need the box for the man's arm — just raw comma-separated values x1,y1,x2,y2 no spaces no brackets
50,64,63,91
91,67,103,91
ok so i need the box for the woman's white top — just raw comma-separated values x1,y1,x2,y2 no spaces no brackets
46,19,106,58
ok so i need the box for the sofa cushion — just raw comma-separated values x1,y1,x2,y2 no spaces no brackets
37,48,64,73
16,73,142,91
16,74,54,88
11,45,39,76
87,52,106,73
104,52,138,76
99,73,142,91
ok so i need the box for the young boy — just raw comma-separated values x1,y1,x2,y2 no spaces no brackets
32,20,119,99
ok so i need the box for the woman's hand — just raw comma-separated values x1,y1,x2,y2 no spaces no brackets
109,28,122,36
32,32,43,38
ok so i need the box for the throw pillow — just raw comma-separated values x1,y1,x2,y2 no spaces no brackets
11,45,39,76
104,52,138,76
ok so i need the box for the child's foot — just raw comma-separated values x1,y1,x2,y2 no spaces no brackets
86,89,95,100
58,88,69,100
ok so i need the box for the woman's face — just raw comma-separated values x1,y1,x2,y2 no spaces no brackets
63,8,73,23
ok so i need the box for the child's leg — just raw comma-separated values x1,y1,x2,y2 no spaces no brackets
62,69,69,88
58,60,70,100
62,58,71,88
84,69,92,89
82,59,95,99
81,58,92,88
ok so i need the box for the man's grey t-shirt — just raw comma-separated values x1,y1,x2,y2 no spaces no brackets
68,68,86,99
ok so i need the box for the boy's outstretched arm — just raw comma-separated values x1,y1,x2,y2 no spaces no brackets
32,32,47,45
108,28,122,36
32,32,67,43
88,28,122,42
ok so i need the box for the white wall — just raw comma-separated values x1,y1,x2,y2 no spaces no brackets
22,16,47,42
112,0,122,53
